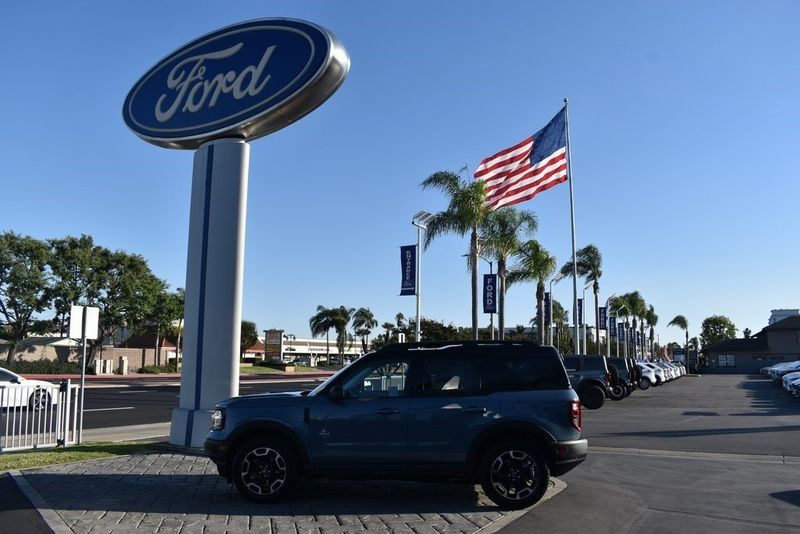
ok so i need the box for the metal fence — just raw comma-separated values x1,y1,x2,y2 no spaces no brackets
0,380,80,453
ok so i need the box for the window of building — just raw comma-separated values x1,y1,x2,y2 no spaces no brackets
718,354,736,367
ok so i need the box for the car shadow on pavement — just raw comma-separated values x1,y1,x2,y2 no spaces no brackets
734,376,800,416
599,424,800,439
23,465,501,516
770,490,800,507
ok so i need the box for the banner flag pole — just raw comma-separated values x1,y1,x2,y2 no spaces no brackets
564,97,580,354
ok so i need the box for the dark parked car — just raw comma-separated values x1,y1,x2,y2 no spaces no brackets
205,341,588,509
561,354,611,410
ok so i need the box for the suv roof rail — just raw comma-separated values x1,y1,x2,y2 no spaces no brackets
381,340,544,351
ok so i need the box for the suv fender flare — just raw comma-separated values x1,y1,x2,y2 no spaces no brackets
227,419,310,465
467,421,556,473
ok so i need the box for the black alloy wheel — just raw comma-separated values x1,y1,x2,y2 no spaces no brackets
480,440,550,510
232,439,297,503
28,390,51,411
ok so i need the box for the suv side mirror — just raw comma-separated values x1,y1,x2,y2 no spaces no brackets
329,385,344,402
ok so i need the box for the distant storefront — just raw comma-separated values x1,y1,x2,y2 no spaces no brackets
703,316,800,373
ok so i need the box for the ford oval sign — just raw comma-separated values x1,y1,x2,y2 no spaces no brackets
123,18,350,149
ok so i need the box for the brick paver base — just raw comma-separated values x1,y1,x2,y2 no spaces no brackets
23,452,529,533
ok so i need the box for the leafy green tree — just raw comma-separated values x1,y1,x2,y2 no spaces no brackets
309,305,336,358
0,232,52,365
558,244,603,347
145,288,184,365
86,249,166,363
352,307,378,354
422,170,489,339
700,315,736,348
481,208,537,340
240,320,259,358
668,315,689,357
507,240,556,344
47,235,96,336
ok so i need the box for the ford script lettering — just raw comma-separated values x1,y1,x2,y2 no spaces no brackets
124,19,350,149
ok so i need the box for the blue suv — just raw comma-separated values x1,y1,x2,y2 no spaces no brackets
204,341,588,509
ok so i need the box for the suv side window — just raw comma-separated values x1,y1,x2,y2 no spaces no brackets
341,357,411,398
484,356,569,391
420,357,484,396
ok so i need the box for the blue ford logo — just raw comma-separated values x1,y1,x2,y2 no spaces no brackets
124,18,350,149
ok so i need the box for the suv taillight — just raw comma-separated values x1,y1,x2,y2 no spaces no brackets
570,400,582,431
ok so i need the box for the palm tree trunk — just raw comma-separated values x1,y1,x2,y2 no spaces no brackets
470,227,479,340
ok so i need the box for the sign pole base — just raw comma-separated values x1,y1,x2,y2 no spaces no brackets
170,139,249,448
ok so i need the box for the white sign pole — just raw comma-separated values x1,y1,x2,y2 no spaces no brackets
170,139,248,448
71,305,98,445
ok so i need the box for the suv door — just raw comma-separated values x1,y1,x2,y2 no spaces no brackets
407,354,498,464
308,354,413,465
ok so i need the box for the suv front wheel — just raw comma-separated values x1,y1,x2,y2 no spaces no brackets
479,440,550,509
232,438,297,503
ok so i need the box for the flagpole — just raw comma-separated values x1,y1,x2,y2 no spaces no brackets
564,97,580,354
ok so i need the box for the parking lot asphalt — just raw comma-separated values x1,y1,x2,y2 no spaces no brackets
6,373,800,533
582,374,800,457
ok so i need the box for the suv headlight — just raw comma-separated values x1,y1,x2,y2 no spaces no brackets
210,409,225,431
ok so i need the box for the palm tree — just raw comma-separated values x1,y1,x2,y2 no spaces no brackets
421,171,488,339
309,305,335,358
668,315,689,360
507,240,556,344
480,208,537,340
645,305,658,359
352,307,378,354
381,321,395,343
330,306,355,361
558,244,603,347
615,292,645,358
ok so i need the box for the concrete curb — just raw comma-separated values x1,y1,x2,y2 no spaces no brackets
592,445,800,464
9,470,72,534
474,477,567,534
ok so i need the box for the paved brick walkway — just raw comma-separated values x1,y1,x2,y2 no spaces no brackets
21,452,543,533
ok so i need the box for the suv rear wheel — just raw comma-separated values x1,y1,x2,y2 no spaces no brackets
579,384,606,410
479,440,550,509
232,438,297,503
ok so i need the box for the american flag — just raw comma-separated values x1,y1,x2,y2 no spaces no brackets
475,107,568,211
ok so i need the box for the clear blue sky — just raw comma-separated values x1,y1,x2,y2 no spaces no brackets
3,1,799,345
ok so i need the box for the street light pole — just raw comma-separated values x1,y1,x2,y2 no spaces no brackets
582,283,591,354
548,277,557,346
412,211,433,342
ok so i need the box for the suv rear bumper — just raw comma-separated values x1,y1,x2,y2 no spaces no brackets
548,439,588,476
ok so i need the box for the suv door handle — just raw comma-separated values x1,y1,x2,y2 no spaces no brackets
463,406,487,414
375,408,400,416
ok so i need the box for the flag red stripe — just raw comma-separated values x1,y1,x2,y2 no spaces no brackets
484,153,566,200
487,173,568,210
474,136,533,178
485,163,567,210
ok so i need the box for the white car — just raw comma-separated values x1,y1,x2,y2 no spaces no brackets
0,367,58,410
636,362,659,388
638,362,666,386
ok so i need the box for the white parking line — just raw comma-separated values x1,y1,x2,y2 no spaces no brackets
84,407,135,412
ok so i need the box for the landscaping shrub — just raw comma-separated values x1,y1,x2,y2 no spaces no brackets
9,360,81,375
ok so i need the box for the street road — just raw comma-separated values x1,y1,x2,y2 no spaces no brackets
81,377,326,428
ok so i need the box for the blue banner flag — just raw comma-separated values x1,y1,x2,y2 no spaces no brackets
577,298,583,326
599,306,607,330
618,323,625,341
483,274,498,314
399,245,416,296
544,292,551,324
609,316,617,337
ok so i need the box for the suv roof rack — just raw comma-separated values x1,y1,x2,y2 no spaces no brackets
381,340,544,351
